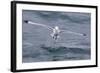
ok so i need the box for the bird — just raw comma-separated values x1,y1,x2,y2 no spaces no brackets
24,20,86,41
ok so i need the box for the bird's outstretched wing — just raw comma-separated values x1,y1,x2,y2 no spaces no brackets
60,29,86,36
24,20,53,30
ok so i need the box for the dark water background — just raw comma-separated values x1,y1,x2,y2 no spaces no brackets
22,10,91,63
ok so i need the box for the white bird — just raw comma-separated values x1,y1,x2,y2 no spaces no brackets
24,20,86,41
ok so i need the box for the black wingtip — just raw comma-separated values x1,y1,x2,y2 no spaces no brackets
83,34,86,36
24,20,28,23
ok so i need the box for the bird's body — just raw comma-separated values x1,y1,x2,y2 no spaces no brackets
51,26,60,40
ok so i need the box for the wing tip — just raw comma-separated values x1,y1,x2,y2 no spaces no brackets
83,33,86,36
24,20,29,23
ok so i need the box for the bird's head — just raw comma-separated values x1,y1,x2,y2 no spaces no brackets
55,26,59,30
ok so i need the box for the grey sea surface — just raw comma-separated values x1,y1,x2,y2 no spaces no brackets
22,10,91,63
